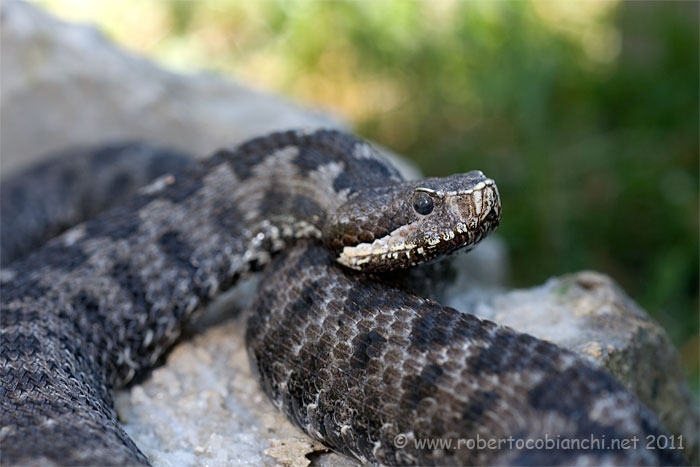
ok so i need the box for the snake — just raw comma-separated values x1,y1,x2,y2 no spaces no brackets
0,129,684,466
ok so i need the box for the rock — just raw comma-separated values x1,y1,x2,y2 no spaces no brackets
0,0,419,181
2,2,696,466
0,0,334,172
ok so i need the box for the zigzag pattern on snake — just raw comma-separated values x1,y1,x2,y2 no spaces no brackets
0,129,683,465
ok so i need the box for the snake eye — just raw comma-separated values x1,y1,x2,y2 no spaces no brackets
413,193,434,215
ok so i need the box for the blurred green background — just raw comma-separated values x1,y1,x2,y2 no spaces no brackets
35,0,698,391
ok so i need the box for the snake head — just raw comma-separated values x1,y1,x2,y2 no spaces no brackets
323,170,501,272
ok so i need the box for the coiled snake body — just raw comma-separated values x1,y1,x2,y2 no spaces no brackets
0,130,681,465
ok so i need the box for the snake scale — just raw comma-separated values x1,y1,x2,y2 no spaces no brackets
0,129,684,465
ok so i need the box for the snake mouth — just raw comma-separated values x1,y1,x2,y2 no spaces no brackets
336,222,419,271
335,227,475,272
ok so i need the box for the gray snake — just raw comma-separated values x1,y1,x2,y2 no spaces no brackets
0,129,684,465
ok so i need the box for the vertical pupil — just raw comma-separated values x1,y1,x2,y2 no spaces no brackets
414,194,434,215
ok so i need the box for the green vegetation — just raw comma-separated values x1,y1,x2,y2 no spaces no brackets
38,0,699,389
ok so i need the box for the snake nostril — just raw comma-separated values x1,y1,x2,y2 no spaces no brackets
484,209,499,223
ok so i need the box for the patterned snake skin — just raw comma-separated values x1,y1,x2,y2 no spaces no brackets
0,130,683,465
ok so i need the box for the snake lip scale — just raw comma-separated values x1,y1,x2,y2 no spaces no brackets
0,129,684,466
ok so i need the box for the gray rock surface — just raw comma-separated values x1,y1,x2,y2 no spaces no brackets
2,2,697,465
0,0,332,175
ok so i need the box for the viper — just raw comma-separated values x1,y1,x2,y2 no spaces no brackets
0,129,682,465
